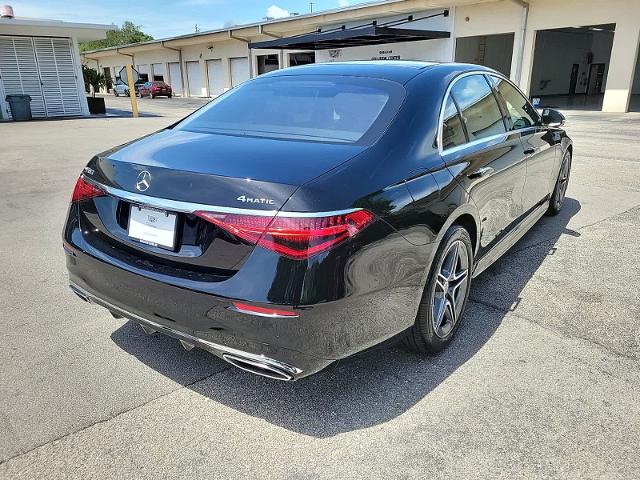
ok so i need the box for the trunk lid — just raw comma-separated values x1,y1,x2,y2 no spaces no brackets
78,129,366,275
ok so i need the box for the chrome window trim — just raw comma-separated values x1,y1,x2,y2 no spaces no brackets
440,131,511,157
437,70,541,155
83,176,360,218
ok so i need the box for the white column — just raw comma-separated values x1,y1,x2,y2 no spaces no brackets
602,19,640,112
518,28,537,96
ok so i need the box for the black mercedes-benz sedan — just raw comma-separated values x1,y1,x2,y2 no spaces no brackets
64,61,572,381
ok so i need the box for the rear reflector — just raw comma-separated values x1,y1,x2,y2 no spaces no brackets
230,302,298,318
194,209,374,260
71,176,105,202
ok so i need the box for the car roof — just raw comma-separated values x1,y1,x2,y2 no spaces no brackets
263,60,438,83
262,61,496,84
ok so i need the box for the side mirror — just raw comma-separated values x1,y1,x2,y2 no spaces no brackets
541,108,565,128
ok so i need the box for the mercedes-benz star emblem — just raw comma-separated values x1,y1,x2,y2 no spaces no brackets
136,171,151,192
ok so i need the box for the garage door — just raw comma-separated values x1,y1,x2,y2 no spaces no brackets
168,62,182,95
186,61,202,97
230,57,250,87
0,36,82,119
0,36,47,118
137,64,149,81
151,63,164,81
33,37,83,116
206,59,225,96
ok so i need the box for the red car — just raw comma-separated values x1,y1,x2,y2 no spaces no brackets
138,81,173,98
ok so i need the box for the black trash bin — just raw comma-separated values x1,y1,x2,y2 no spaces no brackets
6,94,32,121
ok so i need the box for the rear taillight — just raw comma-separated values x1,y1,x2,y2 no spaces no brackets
194,209,374,260
71,176,105,202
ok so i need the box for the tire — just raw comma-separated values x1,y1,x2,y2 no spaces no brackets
547,149,572,216
404,225,474,353
168,94,172,98
125,90,129,96
114,90,119,97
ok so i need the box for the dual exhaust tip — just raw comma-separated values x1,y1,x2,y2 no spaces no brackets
140,322,295,381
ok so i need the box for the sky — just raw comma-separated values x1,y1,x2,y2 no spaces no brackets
9,0,374,39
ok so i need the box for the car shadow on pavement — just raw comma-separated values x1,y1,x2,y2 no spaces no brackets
110,198,580,437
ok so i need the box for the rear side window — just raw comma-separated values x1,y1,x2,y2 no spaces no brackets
178,75,404,144
441,96,467,150
490,76,539,130
450,74,506,142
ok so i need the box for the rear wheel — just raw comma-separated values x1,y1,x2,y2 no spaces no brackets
168,94,172,98
114,90,119,97
547,149,572,216
405,225,473,353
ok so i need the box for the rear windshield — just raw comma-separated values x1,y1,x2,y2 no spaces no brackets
153,81,167,87
177,75,404,143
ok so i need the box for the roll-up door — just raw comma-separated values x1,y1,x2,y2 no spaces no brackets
168,62,182,95
186,61,201,97
230,57,249,87
206,59,225,96
151,63,164,81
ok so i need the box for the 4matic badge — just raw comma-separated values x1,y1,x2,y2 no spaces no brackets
236,195,275,205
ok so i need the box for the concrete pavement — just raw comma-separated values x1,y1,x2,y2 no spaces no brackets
0,98,639,479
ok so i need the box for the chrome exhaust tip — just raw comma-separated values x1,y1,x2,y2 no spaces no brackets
222,353,295,381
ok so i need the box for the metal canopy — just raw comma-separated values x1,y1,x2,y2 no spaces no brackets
249,25,450,51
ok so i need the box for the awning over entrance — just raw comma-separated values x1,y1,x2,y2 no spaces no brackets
249,25,450,51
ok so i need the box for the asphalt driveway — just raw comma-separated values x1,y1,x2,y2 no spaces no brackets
1,99,639,479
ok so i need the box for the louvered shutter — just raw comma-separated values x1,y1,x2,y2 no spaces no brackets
33,37,82,117
0,36,46,118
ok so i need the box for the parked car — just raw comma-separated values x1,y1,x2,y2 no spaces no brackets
138,81,173,98
112,82,129,97
64,62,571,381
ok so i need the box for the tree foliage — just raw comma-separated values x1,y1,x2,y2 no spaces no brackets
80,21,153,52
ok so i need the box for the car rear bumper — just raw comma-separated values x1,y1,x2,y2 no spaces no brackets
69,282,304,380
64,205,427,380
65,246,339,380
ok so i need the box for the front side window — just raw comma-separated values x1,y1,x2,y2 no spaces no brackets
490,76,539,130
177,75,404,144
450,74,506,142
441,96,467,150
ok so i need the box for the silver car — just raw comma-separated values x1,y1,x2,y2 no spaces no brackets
113,82,129,96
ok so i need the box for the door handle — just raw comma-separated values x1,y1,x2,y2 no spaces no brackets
467,167,494,179
524,148,536,155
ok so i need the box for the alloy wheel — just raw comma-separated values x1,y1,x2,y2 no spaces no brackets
431,240,470,339
555,154,571,209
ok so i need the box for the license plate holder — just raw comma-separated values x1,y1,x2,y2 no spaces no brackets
128,205,177,249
